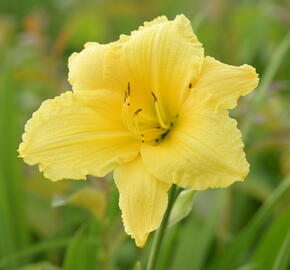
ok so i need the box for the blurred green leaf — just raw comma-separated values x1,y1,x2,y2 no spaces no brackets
209,175,290,270
272,231,290,270
20,262,60,270
0,238,70,269
62,220,100,270
170,190,225,270
238,179,272,202
242,31,290,141
51,194,67,208
236,263,258,270
52,187,106,219
133,261,142,270
253,207,290,269
168,189,196,227
0,56,29,269
69,187,106,218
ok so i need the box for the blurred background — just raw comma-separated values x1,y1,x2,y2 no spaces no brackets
0,0,290,269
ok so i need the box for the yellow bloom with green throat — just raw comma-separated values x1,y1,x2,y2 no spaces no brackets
19,15,259,247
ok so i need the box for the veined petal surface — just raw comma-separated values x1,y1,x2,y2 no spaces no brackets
141,107,249,190
114,157,170,247
19,91,139,181
141,55,258,189
68,42,120,92
106,14,204,119
191,56,259,111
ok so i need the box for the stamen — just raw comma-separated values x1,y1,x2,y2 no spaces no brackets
138,110,158,124
139,127,165,141
127,82,131,96
122,102,133,131
134,108,142,116
122,84,172,143
124,90,128,103
189,83,192,88
133,111,159,138
151,92,170,129
151,92,157,102
122,89,140,135
161,129,170,140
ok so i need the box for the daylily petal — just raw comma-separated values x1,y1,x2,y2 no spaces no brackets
19,90,139,181
114,156,170,247
68,42,120,92
191,56,259,111
106,14,204,119
141,107,249,190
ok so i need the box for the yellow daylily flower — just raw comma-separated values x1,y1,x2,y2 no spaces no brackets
19,14,259,247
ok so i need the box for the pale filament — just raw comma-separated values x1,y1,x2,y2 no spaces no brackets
151,92,170,130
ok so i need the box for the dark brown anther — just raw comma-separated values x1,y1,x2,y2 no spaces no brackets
151,92,157,102
134,108,142,116
127,82,131,96
124,91,128,103
142,140,144,143
170,122,173,127
175,114,179,118
127,103,130,106
161,130,169,140
189,83,192,88
141,134,144,137
155,139,159,142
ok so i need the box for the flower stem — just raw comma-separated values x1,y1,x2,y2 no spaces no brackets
146,184,181,270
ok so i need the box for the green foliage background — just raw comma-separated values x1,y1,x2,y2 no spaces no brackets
0,0,289,269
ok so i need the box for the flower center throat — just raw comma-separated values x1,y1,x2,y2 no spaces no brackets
122,82,172,144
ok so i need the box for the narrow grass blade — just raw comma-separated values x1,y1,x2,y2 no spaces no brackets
236,263,258,270
208,175,290,270
0,238,70,269
62,219,100,270
19,261,60,270
0,59,28,269
253,207,290,269
272,231,290,270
